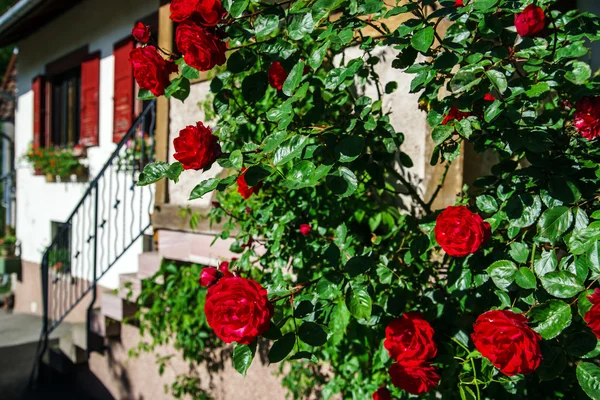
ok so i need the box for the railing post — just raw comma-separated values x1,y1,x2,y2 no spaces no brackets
86,181,100,359
36,250,49,384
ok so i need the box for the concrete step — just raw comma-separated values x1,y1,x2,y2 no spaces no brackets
100,290,136,322
137,252,162,280
118,273,142,302
89,307,120,338
58,329,86,365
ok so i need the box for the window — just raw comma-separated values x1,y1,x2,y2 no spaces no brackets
50,67,81,147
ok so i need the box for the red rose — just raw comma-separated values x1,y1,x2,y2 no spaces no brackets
218,261,234,278
199,267,218,287
484,93,496,101
384,312,437,363
268,62,288,91
389,362,440,395
237,168,259,199
471,310,542,376
132,22,151,43
129,46,176,96
372,386,391,400
204,276,273,344
176,22,227,72
170,0,225,25
455,0,464,7
574,97,600,140
299,224,311,236
441,106,471,125
515,4,545,38
173,121,221,170
434,206,491,257
584,288,600,338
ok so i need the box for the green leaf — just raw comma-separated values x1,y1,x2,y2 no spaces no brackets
281,161,321,189
327,167,358,198
564,330,598,357
506,194,542,228
486,260,517,290
273,135,309,165
298,322,328,346
288,13,314,40
254,14,280,39
536,344,566,381
540,271,584,299
228,0,249,18
411,26,434,53
473,0,498,11
344,255,375,277
242,72,268,103
233,342,256,376
244,166,271,186
484,100,503,123
180,61,200,80
569,223,600,255
529,300,572,339
165,76,190,102
578,289,595,319
335,136,365,163
486,70,507,93
189,178,220,200
576,362,600,400
587,241,600,274
282,60,305,97
309,40,330,70
536,206,573,245
138,162,170,186
262,131,288,153
565,61,592,85
346,285,372,321
229,150,243,170
268,333,296,363
515,267,537,290
136,89,155,100
450,65,484,93
535,249,557,277
432,125,455,146
476,195,498,213
165,162,184,183
525,82,551,97
509,242,529,264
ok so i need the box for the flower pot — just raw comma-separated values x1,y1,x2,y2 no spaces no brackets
0,243,15,257
45,173,55,183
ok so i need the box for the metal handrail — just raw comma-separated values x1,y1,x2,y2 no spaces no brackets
30,99,157,387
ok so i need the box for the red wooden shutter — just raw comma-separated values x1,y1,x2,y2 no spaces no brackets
113,39,134,143
32,76,45,148
80,53,100,147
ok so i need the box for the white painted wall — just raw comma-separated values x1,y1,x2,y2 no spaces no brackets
14,0,159,289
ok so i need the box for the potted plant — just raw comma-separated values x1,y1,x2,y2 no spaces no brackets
0,235,17,257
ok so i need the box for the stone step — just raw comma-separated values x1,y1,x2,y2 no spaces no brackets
137,252,162,280
100,290,137,322
58,328,86,364
118,272,142,302
89,307,120,338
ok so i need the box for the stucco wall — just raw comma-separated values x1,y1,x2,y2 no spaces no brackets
14,0,159,290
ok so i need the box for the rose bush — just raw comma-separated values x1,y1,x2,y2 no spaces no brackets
135,0,600,398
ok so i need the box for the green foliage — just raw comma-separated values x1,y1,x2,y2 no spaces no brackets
136,0,600,399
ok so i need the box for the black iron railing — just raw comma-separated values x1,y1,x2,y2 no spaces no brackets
37,99,156,365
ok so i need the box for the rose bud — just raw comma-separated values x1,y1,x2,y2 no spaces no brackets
372,387,391,400
199,267,219,287
299,224,311,236
132,22,151,43
268,62,288,91
218,261,234,278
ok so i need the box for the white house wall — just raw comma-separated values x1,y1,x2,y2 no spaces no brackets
15,0,159,289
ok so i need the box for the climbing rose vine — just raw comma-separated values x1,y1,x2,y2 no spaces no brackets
133,0,600,398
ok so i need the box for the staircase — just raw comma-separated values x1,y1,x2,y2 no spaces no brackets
31,100,160,385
